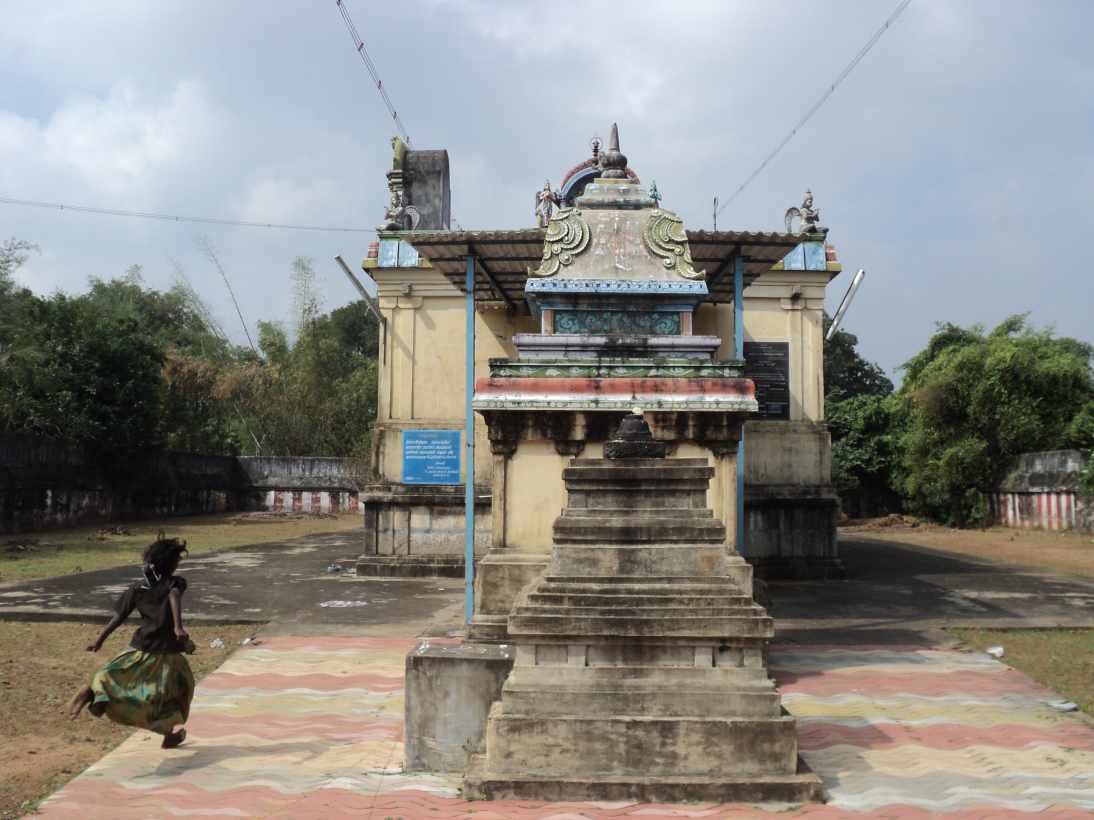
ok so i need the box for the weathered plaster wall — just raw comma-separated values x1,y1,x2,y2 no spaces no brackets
0,435,368,533
371,266,536,487
0,434,241,533
990,450,1092,532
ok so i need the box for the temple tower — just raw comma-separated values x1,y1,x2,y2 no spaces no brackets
462,127,822,802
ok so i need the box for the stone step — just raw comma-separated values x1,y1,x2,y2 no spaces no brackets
560,508,714,519
499,682,781,718
539,575,745,590
547,543,737,577
563,465,713,481
514,604,762,618
508,613,774,639
464,755,824,804
526,592,755,608
553,521,727,544
482,709,799,778
569,458,711,468
355,555,465,578
507,665,771,684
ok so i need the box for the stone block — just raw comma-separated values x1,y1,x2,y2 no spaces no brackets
404,642,514,773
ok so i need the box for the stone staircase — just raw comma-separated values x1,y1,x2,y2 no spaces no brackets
464,453,823,803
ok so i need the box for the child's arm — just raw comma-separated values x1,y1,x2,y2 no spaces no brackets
169,586,188,639
87,613,125,652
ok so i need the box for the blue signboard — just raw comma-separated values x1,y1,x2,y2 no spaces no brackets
402,430,461,485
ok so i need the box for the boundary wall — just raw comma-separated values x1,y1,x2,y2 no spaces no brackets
988,450,1091,532
0,435,362,534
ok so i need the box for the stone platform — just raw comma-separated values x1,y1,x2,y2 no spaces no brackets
466,455,822,803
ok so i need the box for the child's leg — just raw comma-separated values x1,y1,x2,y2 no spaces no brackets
68,686,93,719
161,726,186,749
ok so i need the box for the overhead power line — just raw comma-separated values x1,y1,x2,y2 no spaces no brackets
0,195,375,234
336,0,411,145
716,0,913,218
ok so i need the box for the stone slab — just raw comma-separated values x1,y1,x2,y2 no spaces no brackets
404,641,514,772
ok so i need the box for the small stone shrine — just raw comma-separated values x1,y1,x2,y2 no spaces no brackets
464,411,821,801
451,125,821,802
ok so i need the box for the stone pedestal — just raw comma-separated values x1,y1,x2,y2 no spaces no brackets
465,453,823,803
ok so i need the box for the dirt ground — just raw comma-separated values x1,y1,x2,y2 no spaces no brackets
950,627,1094,715
0,512,362,585
842,516,1094,578
0,619,258,819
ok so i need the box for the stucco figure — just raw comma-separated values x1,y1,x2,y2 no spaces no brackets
534,180,559,228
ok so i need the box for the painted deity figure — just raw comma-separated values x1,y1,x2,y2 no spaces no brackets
380,188,420,231
535,180,559,228
800,190,821,233
784,189,826,235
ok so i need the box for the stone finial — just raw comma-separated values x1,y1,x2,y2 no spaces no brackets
598,122,628,179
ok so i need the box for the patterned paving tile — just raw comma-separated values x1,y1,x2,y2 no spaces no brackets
38,637,1094,819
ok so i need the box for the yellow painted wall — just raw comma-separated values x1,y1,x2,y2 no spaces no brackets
371,266,535,486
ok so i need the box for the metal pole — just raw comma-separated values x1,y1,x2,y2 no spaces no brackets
734,255,746,557
464,254,476,624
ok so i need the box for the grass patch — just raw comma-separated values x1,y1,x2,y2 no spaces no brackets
950,627,1094,715
0,512,361,585
0,619,260,819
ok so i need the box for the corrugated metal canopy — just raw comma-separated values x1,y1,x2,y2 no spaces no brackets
396,228,806,307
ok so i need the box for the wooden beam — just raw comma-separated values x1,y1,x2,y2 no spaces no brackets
469,243,517,311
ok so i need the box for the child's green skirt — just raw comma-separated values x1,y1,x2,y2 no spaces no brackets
89,649,194,735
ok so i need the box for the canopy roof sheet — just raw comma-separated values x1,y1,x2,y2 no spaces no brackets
397,228,807,307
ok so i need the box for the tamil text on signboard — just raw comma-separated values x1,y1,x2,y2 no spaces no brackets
402,430,461,484
743,341,791,420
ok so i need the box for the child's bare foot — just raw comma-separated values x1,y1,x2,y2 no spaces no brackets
68,687,92,720
161,727,186,749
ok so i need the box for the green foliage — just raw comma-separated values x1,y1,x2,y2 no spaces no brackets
0,241,380,462
823,315,898,515
823,314,893,401
893,315,1094,526
1080,454,1094,496
0,294,165,461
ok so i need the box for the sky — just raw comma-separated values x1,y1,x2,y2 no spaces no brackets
2,0,1092,379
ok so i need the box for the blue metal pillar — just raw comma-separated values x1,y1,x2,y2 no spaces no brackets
464,254,476,623
734,255,746,557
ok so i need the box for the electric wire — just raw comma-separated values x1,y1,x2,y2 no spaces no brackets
0,195,376,233
336,0,411,145
716,0,913,218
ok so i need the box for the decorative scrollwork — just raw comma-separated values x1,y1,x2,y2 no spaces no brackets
642,209,704,280
530,207,590,278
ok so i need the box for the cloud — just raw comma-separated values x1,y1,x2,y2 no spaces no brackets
0,0,1091,379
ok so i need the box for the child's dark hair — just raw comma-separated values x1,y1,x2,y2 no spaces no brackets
142,531,188,586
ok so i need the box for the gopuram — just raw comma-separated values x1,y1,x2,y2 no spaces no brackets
358,128,841,585
358,125,837,802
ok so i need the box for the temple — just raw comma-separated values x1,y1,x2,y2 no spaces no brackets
359,126,842,591
354,125,843,801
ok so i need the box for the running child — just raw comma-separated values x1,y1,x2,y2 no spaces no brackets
69,535,196,749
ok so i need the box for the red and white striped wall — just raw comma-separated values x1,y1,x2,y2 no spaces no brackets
261,490,361,515
989,491,1086,531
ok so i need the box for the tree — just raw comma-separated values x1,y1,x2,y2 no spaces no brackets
823,314,893,401
0,294,165,464
893,315,1094,526
823,314,899,516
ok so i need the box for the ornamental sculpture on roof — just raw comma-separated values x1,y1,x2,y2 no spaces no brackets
643,209,705,280
785,189,827,236
534,179,560,228
530,206,590,277
528,124,704,283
